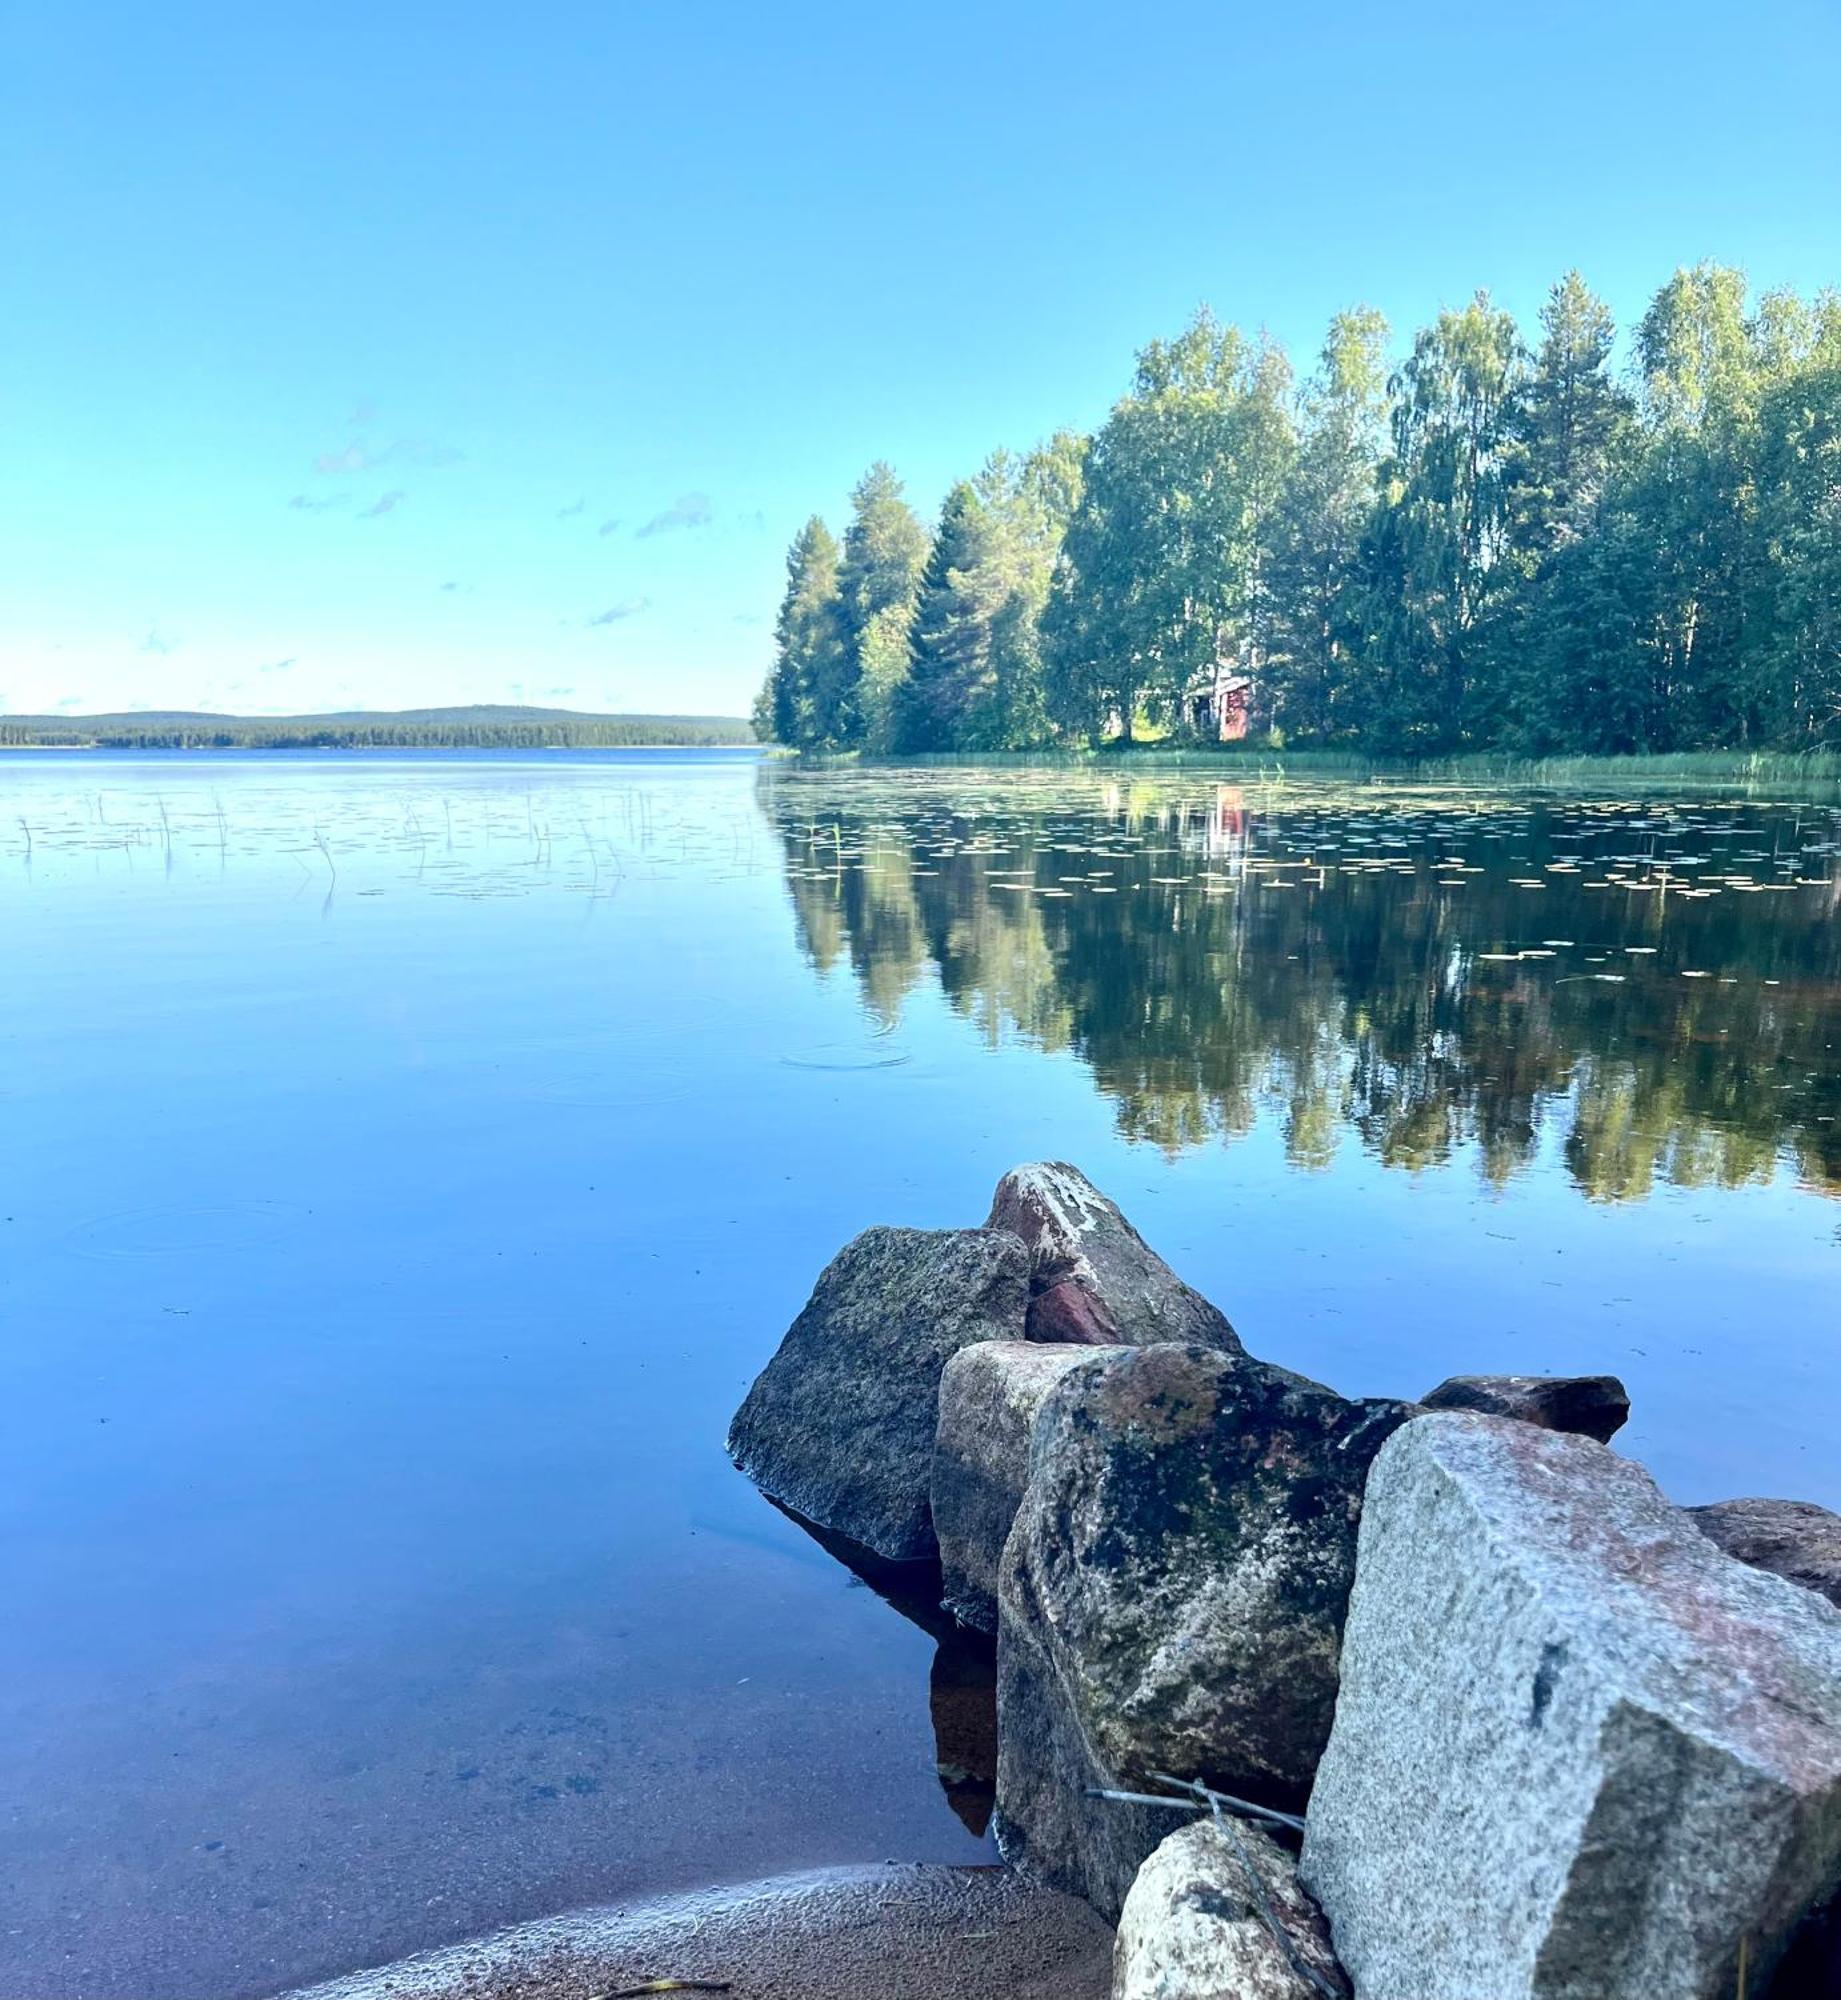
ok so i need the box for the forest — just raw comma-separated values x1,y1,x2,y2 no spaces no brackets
755,265,1841,758
0,706,754,750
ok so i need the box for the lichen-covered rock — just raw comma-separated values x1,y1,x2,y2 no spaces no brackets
1114,1820,1345,2000
987,1163,1242,1352
933,1340,1129,1633
1689,1497,1841,1610
1300,1415,1841,2000
995,1343,1417,1917
1420,1372,1629,1442
726,1226,1029,1561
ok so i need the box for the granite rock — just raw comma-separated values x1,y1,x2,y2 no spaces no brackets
933,1339,1128,1633
987,1163,1241,1352
1689,1497,1841,1611
1301,1414,1841,2000
727,1225,1029,1560
1114,1819,1345,2000
995,1343,1416,1917
1420,1372,1629,1443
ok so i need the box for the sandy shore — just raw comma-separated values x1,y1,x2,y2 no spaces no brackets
276,1863,1114,2000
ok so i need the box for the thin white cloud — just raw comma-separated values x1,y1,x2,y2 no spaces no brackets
636,492,712,538
586,598,650,625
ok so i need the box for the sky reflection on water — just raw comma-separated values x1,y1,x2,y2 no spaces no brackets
2,750,1838,1999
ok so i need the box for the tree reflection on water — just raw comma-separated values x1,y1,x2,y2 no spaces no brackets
765,768,1841,1202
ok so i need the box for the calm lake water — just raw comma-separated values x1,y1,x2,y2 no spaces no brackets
4,749,1840,1998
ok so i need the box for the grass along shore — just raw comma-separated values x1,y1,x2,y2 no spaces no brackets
807,744,1841,790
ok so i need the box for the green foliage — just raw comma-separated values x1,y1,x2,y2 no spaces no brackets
760,267,1841,759
760,516,847,750
1043,311,1295,741
837,462,929,751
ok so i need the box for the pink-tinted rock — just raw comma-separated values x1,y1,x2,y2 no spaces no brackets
986,1163,1241,1353
1302,1415,1841,2000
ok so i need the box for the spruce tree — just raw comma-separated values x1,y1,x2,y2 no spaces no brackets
836,462,929,750
893,483,989,752
769,516,845,749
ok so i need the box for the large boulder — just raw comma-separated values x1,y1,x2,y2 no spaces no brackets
1689,1497,1841,1610
1300,1414,1841,2000
1114,1819,1345,2000
933,1340,1129,1633
727,1226,1029,1561
987,1163,1242,1352
1420,1371,1629,1443
996,1344,1418,1917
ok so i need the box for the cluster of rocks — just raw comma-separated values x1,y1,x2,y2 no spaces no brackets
727,1164,1841,2000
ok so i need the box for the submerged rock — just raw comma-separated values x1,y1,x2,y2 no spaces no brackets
1689,1496,1841,1610
1420,1371,1629,1442
727,1225,1029,1561
933,1339,1128,1633
1114,1819,1344,2000
995,1343,1416,1917
1300,1414,1841,2000
987,1162,1242,1351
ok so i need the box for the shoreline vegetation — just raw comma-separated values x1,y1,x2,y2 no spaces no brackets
0,704,754,751
756,264,1841,765
821,743,1841,789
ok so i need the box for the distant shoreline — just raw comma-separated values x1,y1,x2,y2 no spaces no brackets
0,705,755,753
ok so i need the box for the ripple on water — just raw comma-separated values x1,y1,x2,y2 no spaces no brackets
64,1198,314,1260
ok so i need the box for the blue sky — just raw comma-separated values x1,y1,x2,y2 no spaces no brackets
4,0,1837,719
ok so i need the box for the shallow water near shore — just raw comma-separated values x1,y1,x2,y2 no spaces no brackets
4,748,1840,1999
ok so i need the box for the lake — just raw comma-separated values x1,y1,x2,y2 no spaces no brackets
4,748,1839,1999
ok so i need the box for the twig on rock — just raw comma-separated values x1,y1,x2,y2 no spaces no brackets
1148,1770,1308,1835
1083,1773,1305,1836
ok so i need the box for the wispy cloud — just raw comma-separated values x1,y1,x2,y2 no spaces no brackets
288,491,352,513
360,490,406,519
636,492,712,538
313,436,461,476
557,497,587,520
597,517,622,537
257,657,297,675
438,580,463,593
733,611,764,627
141,625,178,654
586,598,651,625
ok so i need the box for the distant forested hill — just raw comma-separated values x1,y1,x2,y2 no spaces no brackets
0,706,756,749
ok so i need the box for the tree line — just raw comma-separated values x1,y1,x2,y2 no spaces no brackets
0,708,754,750
755,266,1841,756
